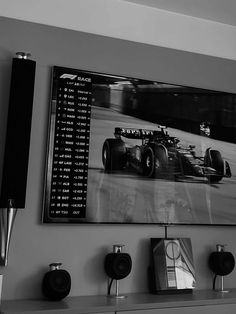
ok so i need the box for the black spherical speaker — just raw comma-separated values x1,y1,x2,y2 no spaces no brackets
209,250,235,276
105,252,132,280
104,245,132,298
42,263,71,301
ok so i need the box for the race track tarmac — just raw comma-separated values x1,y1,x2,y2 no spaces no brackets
86,106,236,225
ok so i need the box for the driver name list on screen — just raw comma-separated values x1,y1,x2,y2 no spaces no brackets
48,70,92,219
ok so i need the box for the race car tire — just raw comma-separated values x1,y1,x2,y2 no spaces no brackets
102,139,126,172
141,147,155,178
142,145,168,178
153,145,168,178
205,149,224,183
225,160,232,177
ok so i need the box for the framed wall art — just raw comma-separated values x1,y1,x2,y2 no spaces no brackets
149,238,196,294
43,66,236,225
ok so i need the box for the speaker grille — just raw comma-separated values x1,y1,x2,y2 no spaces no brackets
209,251,235,276
105,253,132,280
0,57,36,208
42,269,71,300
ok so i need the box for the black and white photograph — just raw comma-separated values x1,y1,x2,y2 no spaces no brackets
2,1,236,308
44,66,236,225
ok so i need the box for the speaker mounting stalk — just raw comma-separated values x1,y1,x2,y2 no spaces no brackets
107,277,127,299
216,245,230,293
111,245,127,298
219,276,229,293
0,199,17,266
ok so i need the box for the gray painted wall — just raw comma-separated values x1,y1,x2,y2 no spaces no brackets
0,17,236,300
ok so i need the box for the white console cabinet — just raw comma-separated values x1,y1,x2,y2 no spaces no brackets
121,304,236,314
2,290,236,314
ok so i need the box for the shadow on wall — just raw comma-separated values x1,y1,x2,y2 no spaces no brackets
13,266,47,300
131,238,150,292
83,246,110,295
194,244,214,289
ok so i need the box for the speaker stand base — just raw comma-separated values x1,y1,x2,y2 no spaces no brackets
214,276,230,294
107,279,127,299
107,294,127,299
217,290,230,293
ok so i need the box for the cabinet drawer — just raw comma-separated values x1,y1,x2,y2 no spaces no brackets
119,304,236,314
92,312,114,314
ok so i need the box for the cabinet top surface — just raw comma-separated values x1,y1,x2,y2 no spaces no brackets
2,289,236,313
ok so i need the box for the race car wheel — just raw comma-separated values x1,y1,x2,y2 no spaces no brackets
205,149,224,183
142,147,155,178
153,145,168,178
142,145,168,178
102,139,126,172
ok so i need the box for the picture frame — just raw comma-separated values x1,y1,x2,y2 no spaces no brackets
149,238,196,294
43,66,236,225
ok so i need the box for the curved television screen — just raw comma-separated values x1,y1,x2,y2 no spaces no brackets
43,66,236,225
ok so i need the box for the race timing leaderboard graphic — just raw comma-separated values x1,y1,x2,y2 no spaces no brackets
43,67,92,222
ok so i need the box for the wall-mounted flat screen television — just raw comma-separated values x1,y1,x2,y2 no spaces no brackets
43,66,236,225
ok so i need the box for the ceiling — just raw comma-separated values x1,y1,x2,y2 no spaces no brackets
124,0,236,26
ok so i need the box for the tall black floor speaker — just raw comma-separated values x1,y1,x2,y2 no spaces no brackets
0,52,36,208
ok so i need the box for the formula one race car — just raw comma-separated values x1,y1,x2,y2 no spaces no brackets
102,126,232,183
